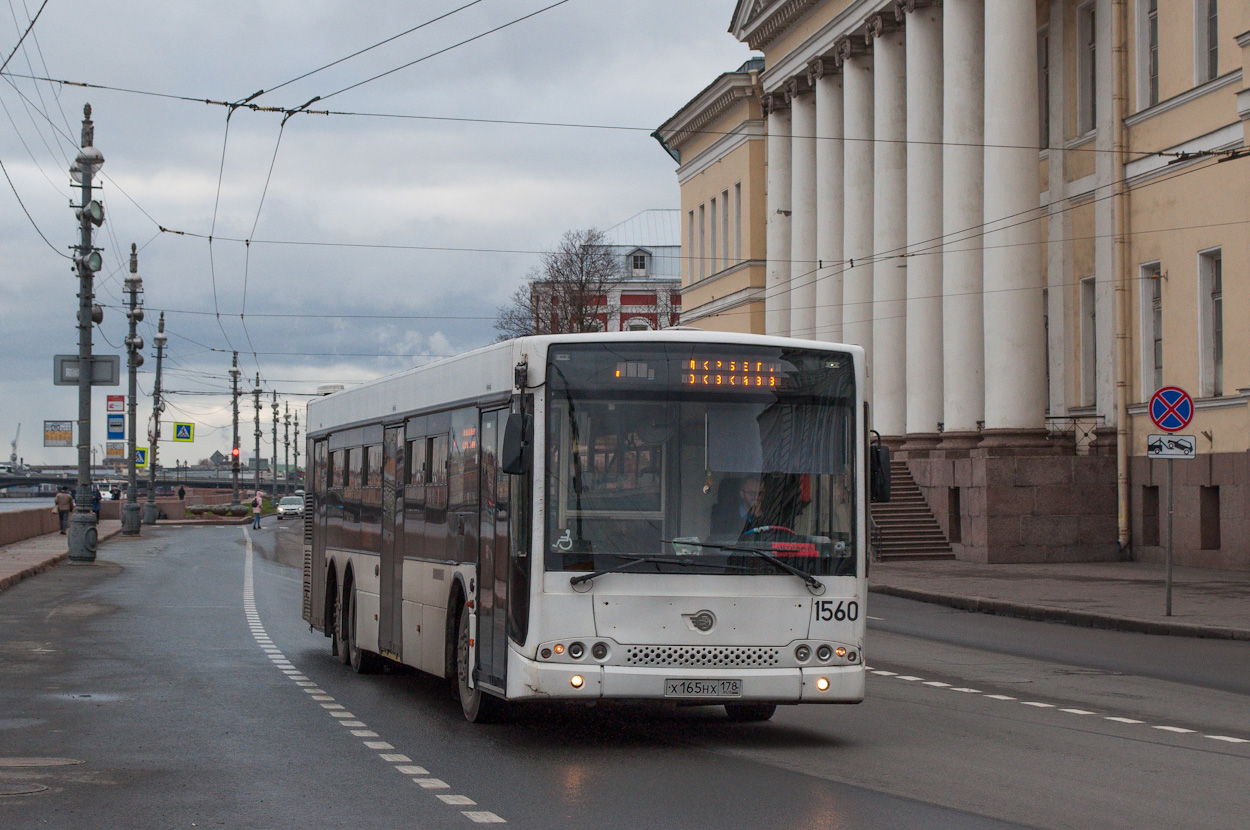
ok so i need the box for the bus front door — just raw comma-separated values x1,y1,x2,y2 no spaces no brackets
475,409,509,692
379,426,404,659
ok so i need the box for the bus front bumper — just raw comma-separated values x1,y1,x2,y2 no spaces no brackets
510,657,865,704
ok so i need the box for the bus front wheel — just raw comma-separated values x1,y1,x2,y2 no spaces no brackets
456,603,505,723
724,703,777,722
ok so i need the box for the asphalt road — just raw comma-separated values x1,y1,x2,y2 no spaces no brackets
1,524,1246,829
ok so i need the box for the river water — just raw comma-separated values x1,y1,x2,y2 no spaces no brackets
0,496,57,513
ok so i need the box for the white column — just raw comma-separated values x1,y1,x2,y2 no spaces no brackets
983,0,1046,431
871,18,907,438
941,0,984,437
765,96,792,336
840,43,874,381
789,80,818,339
904,3,943,440
812,58,844,343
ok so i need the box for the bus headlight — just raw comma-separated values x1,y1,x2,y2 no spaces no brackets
569,642,585,659
570,675,584,689
816,677,830,692
816,645,833,662
794,644,811,662
835,646,847,658
591,642,608,660
553,644,565,655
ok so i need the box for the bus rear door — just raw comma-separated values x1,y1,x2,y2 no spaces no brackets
475,409,510,693
378,426,404,659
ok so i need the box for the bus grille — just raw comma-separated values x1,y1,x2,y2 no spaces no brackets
625,646,780,668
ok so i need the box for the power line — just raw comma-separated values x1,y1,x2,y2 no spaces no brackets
0,153,67,256
252,0,488,101
317,0,574,103
0,0,48,74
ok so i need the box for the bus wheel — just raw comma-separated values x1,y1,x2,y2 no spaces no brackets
346,586,382,675
333,578,350,665
724,703,777,722
456,603,504,723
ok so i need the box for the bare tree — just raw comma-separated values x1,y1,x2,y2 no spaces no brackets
495,228,624,339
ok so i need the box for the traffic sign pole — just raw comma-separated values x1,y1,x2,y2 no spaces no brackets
1148,386,1193,618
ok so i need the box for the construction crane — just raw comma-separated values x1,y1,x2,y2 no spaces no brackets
9,423,18,469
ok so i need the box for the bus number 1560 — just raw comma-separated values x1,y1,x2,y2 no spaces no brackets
815,600,859,622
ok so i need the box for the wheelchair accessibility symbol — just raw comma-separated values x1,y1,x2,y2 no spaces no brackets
555,529,573,552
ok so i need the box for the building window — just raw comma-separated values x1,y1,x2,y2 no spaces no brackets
1038,27,1050,149
1199,486,1220,550
1077,2,1097,134
1199,249,1222,397
733,183,743,263
686,210,695,284
709,197,718,276
1140,262,1162,396
1081,277,1097,406
1147,0,1159,105
632,253,648,276
698,204,706,280
1196,0,1219,84
721,188,730,271
625,317,652,331
1141,486,1160,546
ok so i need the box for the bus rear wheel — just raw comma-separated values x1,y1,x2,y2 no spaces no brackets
332,577,350,665
456,603,505,723
724,703,777,722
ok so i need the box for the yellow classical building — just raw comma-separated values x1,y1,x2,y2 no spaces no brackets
658,1,1250,570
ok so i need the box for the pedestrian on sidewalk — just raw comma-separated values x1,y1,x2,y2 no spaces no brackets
252,491,263,529
178,485,185,501
91,486,102,521
54,487,73,534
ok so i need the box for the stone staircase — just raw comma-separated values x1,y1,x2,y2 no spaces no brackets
870,459,954,560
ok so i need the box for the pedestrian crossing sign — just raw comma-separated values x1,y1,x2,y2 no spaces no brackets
173,422,195,442
135,448,148,468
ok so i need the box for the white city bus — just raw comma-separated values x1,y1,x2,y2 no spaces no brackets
302,331,888,722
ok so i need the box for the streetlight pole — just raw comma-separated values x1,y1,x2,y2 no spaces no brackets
68,103,105,563
271,391,279,498
293,411,300,491
142,313,166,525
252,373,262,496
283,404,291,496
122,244,143,535
230,352,240,505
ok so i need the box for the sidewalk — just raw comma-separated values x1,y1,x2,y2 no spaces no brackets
0,520,123,592
870,559,1250,640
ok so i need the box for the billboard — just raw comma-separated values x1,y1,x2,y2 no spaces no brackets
106,442,126,459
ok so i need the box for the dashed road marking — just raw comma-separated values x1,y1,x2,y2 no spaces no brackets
867,665,1246,748
242,528,505,823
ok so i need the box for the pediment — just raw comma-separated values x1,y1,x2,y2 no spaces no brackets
730,0,822,51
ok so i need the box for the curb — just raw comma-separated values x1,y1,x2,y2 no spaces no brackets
868,583,1250,641
0,524,124,594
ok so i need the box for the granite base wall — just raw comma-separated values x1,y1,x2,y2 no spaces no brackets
902,442,1121,564
1129,452,1250,571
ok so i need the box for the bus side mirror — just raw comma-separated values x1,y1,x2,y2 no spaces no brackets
870,444,891,503
501,413,532,475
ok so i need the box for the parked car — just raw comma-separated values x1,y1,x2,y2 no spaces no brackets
276,496,304,520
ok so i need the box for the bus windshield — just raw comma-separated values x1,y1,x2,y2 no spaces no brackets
544,342,857,578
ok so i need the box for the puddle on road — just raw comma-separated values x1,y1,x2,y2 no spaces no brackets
0,782,50,796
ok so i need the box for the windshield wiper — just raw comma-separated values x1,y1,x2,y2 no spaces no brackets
663,539,826,596
569,556,750,588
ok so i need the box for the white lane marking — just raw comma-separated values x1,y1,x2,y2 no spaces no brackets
950,688,982,694
985,695,1016,701
1061,709,1096,715
1153,726,1196,734
463,812,506,824
1105,717,1144,724
867,615,885,621
1207,736,1249,743
439,795,477,806
923,681,952,688
872,670,897,676
896,675,923,681
397,765,431,775
242,528,506,824
1021,702,1055,709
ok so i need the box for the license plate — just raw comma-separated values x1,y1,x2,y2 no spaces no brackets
664,678,741,698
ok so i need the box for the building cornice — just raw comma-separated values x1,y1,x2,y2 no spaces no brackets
1124,120,1244,185
656,71,761,153
1124,69,1242,127
731,0,824,52
679,284,767,324
756,2,884,94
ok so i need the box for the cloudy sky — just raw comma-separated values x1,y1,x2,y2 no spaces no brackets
0,0,755,467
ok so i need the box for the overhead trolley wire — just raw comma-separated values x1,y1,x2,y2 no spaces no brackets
0,0,47,74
